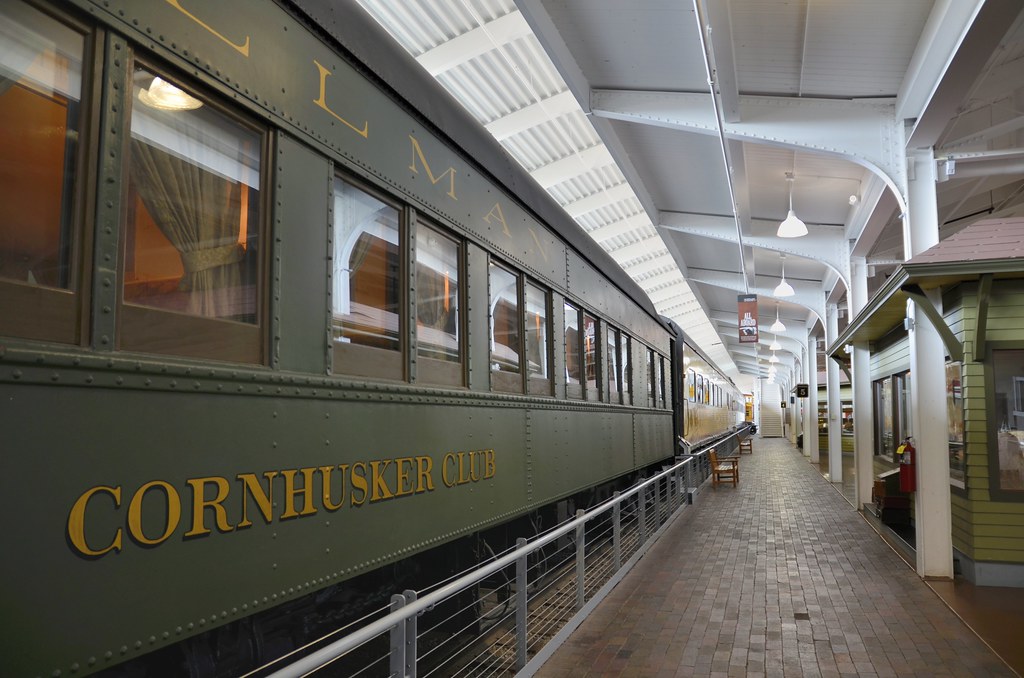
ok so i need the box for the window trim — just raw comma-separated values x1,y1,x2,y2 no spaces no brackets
0,3,98,346
118,55,270,364
329,174,406,380
563,300,584,400
413,216,465,387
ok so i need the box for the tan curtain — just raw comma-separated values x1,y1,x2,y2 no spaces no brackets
417,265,447,330
130,138,244,319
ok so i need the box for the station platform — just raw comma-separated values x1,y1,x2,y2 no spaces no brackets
534,436,1020,677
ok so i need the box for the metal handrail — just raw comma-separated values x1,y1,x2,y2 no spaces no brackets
267,455,695,677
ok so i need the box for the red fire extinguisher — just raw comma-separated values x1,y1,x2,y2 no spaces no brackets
898,437,916,493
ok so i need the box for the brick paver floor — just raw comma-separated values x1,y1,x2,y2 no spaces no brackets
534,437,1014,677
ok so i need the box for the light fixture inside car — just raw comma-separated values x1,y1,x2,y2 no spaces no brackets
139,77,203,111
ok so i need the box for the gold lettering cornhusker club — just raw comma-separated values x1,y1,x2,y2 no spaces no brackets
66,449,496,557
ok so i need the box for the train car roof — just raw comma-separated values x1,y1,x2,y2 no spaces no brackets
288,0,667,329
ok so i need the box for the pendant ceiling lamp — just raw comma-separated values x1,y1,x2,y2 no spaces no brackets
777,172,807,238
769,335,781,351
769,352,779,363
774,253,795,297
769,303,786,333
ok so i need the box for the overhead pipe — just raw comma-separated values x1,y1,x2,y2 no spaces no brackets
692,0,748,294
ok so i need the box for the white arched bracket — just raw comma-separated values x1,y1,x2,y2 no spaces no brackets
591,89,909,213
684,267,826,328
659,211,851,292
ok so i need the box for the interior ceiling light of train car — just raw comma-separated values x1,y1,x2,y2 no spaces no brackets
353,0,738,378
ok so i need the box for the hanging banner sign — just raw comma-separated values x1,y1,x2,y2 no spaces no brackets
738,294,759,344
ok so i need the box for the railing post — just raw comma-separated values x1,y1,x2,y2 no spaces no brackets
575,509,586,611
515,537,528,670
655,475,663,527
612,491,621,571
389,594,406,678
403,589,417,678
638,485,647,544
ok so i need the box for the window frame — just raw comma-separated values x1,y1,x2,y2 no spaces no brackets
329,174,406,380
488,258,523,393
0,2,98,345
563,300,584,399
987,345,1024,501
413,216,465,387
524,279,552,397
118,55,270,364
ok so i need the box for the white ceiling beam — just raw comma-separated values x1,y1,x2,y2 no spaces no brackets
605,234,666,263
621,252,675,277
529,144,615,189
903,0,1022,148
591,89,906,208
416,11,533,76
561,182,637,218
636,268,686,290
516,0,662,239
940,115,1024,152
659,211,850,288
587,213,651,242
702,0,740,123
485,90,579,140
685,268,825,326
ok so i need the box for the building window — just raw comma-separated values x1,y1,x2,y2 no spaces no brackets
332,178,402,379
947,361,964,489
564,301,583,399
122,63,264,362
489,261,521,392
0,2,88,343
525,282,551,396
993,350,1024,493
415,220,461,385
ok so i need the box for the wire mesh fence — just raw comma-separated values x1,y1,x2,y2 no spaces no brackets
254,444,729,678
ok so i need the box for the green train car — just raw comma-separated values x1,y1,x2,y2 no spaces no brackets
0,1,743,675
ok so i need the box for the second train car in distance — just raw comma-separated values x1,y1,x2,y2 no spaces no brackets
0,0,743,675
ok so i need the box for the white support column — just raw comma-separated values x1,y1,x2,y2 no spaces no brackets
826,303,843,484
808,332,820,464
801,346,811,458
850,257,875,509
906,149,953,580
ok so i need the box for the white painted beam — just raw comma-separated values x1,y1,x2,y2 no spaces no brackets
591,89,906,206
416,11,533,76
529,144,615,189
485,90,580,141
561,182,637,218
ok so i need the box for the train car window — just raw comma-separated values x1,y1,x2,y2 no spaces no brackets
563,301,583,399
606,326,621,404
583,313,600,401
120,63,264,363
331,178,403,380
659,355,667,408
688,369,696,402
525,281,552,396
489,261,521,392
0,2,89,343
620,333,632,405
647,348,655,407
415,220,462,386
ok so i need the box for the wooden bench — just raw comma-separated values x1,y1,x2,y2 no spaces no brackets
709,449,739,488
739,438,753,454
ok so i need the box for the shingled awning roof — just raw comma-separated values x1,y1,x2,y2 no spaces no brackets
827,218,1024,362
